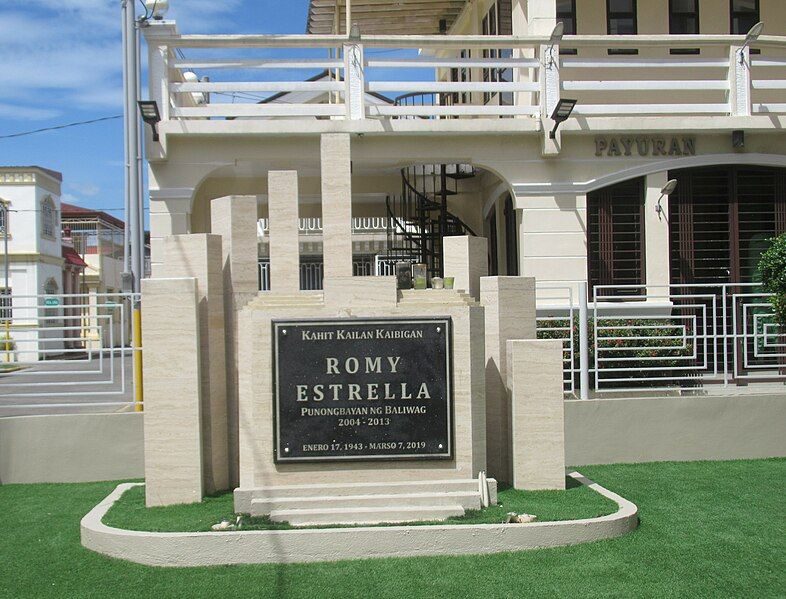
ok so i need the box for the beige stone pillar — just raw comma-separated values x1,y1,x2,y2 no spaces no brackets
268,171,301,293
507,339,566,490
149,192,192,278
162,234,228,494
320,133,353,280
211,195,259,489
141,277,203,506
443,236,489,301
481,276,536,484
645,172,671,298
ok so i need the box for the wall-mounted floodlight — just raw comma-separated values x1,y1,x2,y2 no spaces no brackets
739,21,764,62
549,98,577,139
655,179,678,220
142,0,170,20
137,100,161,142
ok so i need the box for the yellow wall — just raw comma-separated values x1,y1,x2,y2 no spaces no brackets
576,0,785,36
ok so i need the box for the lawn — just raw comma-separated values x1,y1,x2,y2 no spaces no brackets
0,459,784,598
102,477,617,532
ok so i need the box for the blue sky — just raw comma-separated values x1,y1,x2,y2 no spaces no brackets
0,0,312,220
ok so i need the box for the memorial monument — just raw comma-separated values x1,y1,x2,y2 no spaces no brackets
141,134,566,526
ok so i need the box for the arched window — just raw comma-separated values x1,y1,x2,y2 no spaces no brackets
41,196,56,238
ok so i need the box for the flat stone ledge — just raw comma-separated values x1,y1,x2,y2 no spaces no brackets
80,472,638,567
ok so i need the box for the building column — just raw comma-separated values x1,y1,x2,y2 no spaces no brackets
507,338,566,490
481,276,536,484
443,236,488,301
517,193,588,304
149,192,192,278
141,277,203,506
524,0,556,35
268,171,301,294
644,172,671,297
211,195,259,489
320,134,353,280
162,234,228,495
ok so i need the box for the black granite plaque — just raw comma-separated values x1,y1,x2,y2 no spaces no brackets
273,317,452,462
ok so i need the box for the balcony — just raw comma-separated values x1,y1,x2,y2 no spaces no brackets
143,21,786,148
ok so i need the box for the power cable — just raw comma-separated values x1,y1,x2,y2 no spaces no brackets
0,115,123,140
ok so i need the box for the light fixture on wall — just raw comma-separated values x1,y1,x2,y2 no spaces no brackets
739,21,764,63
550,22,565,45
549,98,577,139
349,22,361,41
546,22,565,65
655,179,678,220
137,100,161,142
732,130,745,149
142,0,170,20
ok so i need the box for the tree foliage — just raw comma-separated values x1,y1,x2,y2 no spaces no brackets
758,233,786,326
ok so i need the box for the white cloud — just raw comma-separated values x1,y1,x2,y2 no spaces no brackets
0,0,247,120
69,182,100,196
0,102,61,120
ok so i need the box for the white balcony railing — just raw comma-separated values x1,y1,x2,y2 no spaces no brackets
256,217,393,237
144,24,786,126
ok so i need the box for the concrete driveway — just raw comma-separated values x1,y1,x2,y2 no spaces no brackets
0,351,136,417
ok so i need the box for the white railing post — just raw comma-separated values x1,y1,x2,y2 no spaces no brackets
541,43,560,119
729,45,752,117
344,42,365,120
540,43,561,153
578,281,590,400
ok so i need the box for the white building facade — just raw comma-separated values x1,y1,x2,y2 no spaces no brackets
0,166,65,361
142,0,786,392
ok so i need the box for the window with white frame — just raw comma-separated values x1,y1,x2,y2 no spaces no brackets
41,196,56,238
0,200,8,235
0,288,11,323
607,0,638,55
557,0,577,55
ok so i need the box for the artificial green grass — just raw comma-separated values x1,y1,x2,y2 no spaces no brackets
1,459,784,598
102,478,616,532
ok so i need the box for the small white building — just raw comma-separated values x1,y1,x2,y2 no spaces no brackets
0,166,65,361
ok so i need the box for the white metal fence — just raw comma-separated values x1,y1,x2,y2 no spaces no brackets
0,292,141,416
537,282,786,398
258,255,407,291
257,217,392,237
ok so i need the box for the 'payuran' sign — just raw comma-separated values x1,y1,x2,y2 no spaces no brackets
272,317,452,462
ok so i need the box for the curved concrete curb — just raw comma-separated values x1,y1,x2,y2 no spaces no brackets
80,471,638,567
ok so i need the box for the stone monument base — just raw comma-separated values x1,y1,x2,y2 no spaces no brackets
235,478,498,526
80,473,639,566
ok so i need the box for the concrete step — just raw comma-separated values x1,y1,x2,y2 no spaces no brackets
269,504,466,526
240,479,480,500
250,491,480,516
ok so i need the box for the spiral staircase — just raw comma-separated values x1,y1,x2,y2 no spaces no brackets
385,164,477,279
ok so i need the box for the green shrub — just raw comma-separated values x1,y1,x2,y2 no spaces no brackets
758,233,786,326
538,315,695,387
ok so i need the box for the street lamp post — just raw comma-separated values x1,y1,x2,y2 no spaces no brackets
2,203,9,362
